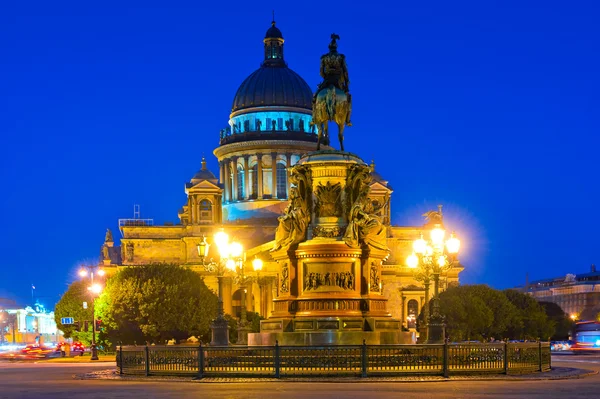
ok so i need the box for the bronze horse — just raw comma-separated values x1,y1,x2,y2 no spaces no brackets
312,85,351,151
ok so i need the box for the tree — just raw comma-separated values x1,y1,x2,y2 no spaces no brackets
504,290,555,340
54,280,96,346
98,264,218,345
539,301,572,340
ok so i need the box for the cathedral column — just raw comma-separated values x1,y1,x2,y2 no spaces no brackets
224,158,232,203
222,277,233,316
246,283,254,313
271,152,278,199
400,294,406,329
190,196,196,224
219,160,225,187
243,155,250,200
257,153,264,199
231,156,239,201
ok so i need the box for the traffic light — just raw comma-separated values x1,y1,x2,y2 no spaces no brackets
83,320,89,332
73,321,80,332
95,319,102,331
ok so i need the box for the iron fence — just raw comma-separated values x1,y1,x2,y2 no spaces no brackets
116,341,551,378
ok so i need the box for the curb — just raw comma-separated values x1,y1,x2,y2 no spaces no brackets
77,367,597,383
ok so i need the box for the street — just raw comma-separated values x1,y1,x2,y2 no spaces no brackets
0,354,598,399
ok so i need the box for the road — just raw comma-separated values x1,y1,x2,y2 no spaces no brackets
0,354,598,399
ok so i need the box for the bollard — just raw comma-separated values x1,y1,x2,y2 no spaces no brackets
503,340,509,375
442,339,449,378
196,342,204,380
538,340,543,372
145,345,150,376
274,340,281,379
119,341,123,375
361,340,368,378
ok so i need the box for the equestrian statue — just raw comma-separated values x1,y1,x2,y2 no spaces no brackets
312,33,352,151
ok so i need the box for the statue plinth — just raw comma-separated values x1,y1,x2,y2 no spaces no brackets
251,151,411,346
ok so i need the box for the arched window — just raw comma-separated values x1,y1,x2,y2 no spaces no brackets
276,163,287,199
237,166,245,200
407,299,419,329
250,164,258,199
199,199,212,224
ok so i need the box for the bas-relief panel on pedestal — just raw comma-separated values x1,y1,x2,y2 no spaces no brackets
302,262,356,293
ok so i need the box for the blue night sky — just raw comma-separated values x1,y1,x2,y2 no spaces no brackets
0,1,598,308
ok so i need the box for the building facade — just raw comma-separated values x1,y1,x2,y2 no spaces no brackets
99,21,463,331
522,264,600,320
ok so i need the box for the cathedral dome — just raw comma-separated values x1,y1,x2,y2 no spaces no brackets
232,67,313,112
231,21,313,114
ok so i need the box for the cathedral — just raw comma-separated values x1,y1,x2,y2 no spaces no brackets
99,21,463,331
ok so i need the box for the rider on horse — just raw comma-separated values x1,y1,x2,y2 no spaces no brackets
312,33,352,126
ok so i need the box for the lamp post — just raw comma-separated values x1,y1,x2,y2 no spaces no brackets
78,265,105,360
197,232,263,345
406,226,460,343
226,253,263,345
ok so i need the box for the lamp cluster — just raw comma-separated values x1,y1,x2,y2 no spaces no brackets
406,227,460,271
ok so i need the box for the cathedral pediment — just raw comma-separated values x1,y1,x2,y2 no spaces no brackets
369,181,393,194
185,179,222,193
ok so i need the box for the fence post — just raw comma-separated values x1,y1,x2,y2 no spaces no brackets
274,340,281,379
361,340,367,378
443,340,449,378
196,342,204,380
119,342,123,375
503,340,509,375
538,340,542,372
145,345,150,377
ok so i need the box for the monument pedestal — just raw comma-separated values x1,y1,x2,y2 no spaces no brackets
250,151,411,346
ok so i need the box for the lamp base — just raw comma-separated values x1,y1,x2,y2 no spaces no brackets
210,315,230,346
427,315,446,344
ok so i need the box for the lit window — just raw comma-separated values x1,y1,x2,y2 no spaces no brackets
199,200,212,223
276,163,287,199
237,166,245,199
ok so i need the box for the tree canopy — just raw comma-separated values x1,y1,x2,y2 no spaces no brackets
54,280,96,345
97,264,218,345
439,285,559,341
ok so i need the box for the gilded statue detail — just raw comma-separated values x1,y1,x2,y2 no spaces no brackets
314,181,342,218
312,33,352,151
343,164,388,251
272,186,308,251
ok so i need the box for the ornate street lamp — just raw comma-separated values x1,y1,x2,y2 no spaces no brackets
406,226,460,343
197,231,233,346
78,265,105,360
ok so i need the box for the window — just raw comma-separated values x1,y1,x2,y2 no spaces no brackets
237,167,245,200
407,299,419,329
276,163,287,199
250,164,258,199
199,200,212,223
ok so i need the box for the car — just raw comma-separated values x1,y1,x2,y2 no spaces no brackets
56,342,85,356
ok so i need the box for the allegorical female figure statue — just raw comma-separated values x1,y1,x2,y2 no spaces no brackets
344,198,387,251
272,187,308,251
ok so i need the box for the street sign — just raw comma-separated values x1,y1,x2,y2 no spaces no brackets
82,301,88,309
61,317,74,325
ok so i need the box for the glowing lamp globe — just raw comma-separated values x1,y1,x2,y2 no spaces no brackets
78,269,87,277
229,242,243,258
252,257,263,271
214,231,229,252
226,259,236,271
97,269,105,277
437,255,446,267
196,236,210,257
406,253,419,268
446,232,460,254
413,235,427,254
89,284,102,294
431,227,445,246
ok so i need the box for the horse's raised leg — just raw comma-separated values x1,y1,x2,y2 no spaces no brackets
338,123,344,152
316,125,322,150
323,122,330,146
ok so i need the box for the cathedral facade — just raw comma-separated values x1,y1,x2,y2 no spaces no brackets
100,21,463,331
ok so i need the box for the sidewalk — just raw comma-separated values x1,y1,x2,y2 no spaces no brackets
79,366,596,383
45,355,115,363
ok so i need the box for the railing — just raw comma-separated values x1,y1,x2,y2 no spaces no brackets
116,341,551,378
